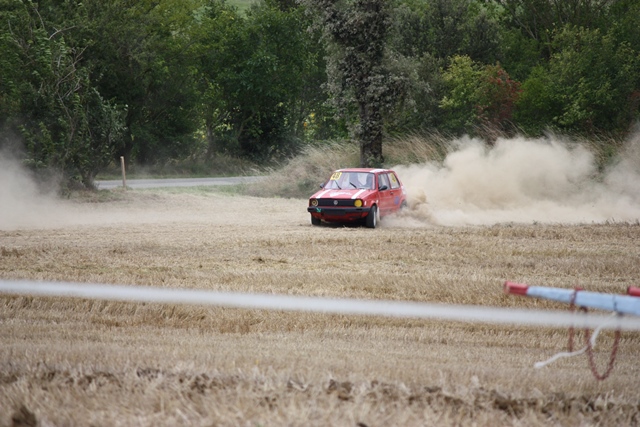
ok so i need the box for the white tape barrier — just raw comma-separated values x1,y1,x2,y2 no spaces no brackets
1,280,640,331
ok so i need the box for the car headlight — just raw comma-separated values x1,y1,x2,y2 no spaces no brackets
354,199,363,208
310,199,318,207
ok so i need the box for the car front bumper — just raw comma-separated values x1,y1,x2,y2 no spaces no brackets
307,206,372,221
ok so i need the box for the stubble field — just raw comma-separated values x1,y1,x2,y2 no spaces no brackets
1,189,639,426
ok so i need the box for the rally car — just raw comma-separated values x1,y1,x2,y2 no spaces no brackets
307,168,407,228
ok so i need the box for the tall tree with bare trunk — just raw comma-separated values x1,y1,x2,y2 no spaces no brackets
300,0,403,167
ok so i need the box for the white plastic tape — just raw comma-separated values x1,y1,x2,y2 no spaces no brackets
1,280,640,331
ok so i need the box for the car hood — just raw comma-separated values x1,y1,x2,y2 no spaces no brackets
309,188,375,200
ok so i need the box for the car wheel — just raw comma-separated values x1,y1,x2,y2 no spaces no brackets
365,205,378,228
311,215,321,226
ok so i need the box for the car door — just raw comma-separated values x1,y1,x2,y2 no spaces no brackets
387,171,404,212
376,173,394,216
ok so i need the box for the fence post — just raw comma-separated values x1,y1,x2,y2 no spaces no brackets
120,156,126,190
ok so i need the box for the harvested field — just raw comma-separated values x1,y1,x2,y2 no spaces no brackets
1,189,639,426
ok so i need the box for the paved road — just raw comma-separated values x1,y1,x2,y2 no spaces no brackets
95,176,263,190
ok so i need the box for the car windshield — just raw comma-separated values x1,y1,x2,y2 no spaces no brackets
324,172,374,190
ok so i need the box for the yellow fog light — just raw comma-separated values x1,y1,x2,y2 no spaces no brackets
311,199,318,207
354,199,363,208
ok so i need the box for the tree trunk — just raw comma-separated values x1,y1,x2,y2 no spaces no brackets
358,101,384,168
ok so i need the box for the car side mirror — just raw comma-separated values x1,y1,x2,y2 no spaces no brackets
379,185,388,191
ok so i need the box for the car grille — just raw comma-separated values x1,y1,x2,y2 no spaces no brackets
316,198,355,207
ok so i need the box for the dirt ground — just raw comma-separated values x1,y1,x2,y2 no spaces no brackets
1,190,639,426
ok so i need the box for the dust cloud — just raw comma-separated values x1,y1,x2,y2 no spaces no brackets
0,153,67,231
391,133,640,227
0,149,209,231
3,133,640,231
0,152,305,231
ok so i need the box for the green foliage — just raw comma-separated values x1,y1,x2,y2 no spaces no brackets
439,56,482,132
517,25,640,135
382,53,445,134
194,0,327,161
498,28,543,81
0,1,25,123
440,55,520,137
391,0,501,63
2,0,639,185
497,0,613,57
0,0,124,187
513,65,558,134
386,0,501,135
80,0,202,166
228,0,256,14
549,26,639,133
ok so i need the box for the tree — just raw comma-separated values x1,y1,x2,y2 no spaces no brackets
495,0,615,59
440,55,521,138
390,0,502,64
549,27,639,133
0,0,28,134
80,0,202,166
0,0,124,188
194,0,327,160
512,65,559,134
516,26,640,135
1,0,201,185
439,56,483,133
300,0,404,167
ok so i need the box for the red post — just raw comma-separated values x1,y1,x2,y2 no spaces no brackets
628,286,640,297
503,281,529,295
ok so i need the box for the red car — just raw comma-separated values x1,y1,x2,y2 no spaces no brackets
307,168,407,228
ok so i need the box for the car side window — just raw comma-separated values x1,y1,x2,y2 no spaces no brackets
378,173,390,190
389,172,400,189
364,173,374,189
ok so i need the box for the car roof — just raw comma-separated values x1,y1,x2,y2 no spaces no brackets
335,168,394,173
